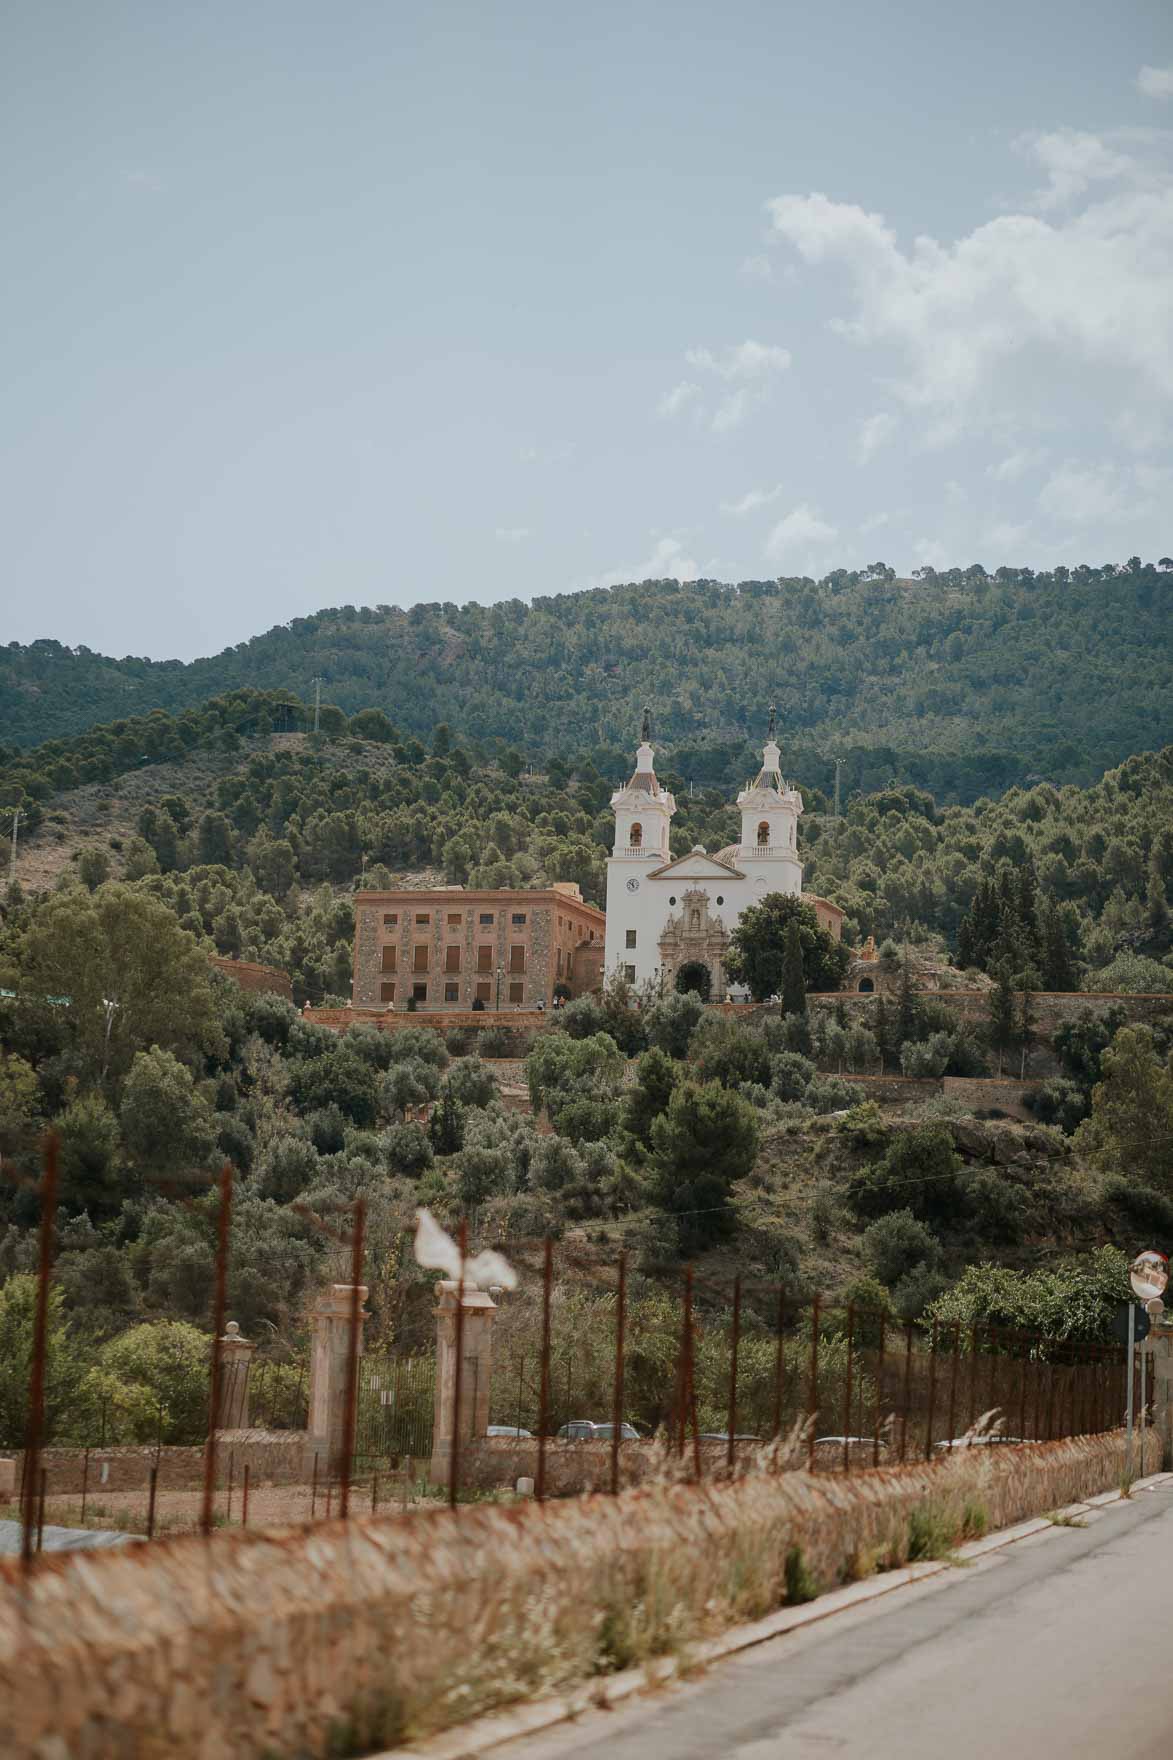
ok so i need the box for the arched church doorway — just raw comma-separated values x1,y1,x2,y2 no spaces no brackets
858,977,875,993
675,961,712,1001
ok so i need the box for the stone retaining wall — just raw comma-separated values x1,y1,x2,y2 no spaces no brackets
5,1432,307,1497
0,1428,1156,1760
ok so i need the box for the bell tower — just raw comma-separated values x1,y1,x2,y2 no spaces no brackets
736,705,802,892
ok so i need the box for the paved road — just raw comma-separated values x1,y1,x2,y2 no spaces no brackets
493,1482,1173,1760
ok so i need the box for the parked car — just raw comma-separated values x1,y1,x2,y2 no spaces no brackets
934,1434,1022,1451
486,1425,532,1438
698,1432,761,1443
556,1420,641,1442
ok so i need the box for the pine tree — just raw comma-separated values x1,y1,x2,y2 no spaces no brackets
1039,896,1077,991
1146,858,1171,951
781,919,806,1016
987,962,1018,1076
1018,986,1036,1079
873,995,896,1073
895,948,920,1049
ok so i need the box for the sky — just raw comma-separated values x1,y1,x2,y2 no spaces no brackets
2,0,1171,660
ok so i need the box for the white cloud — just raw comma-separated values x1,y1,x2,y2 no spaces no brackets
857,411,897,462
719,483,786,517
659,339,791,432
766,150,1173,433
657,381,702,420
1138,66,1173,100
586,535,700,589
494,526,532,543
987,448,1046,482
764,504,837,562
1037,460,1173,527
1017,128,1139,209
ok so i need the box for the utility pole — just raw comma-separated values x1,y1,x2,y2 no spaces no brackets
310,677,323,733
7,806,20,891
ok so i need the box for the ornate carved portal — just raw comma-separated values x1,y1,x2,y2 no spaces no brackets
658,888,730,1002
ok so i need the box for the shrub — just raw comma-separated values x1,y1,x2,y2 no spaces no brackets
255,1135,320,1203
478,1025,513,1057
862,1210,942,1286
1024,1078,1089,1135
891,1263,949,1320
381,1121,435,1177
690,1019,772,1091
805,1076,859,1114
847,1125,963,1224
900,1033,952,1078
967,1171,1029,1244
446,1056,498,1110
1104,1176,1173,1238
382,1027,449,1069
100,1320,211,1444
560,994,607,1039
770,1052,816,1102
644,990,705,1060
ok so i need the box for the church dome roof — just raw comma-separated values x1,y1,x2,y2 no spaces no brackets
714,845,741,867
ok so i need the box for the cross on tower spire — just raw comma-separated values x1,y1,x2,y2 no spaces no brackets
641,705,652,743
767,703,776,740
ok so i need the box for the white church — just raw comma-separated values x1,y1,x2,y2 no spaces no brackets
603,710,843,1001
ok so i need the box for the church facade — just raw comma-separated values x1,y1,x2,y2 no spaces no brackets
603,712,842,1000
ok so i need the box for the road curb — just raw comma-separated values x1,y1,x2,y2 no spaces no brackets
384,1471,1173,1760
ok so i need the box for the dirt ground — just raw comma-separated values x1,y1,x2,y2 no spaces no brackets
4,1472,434,1539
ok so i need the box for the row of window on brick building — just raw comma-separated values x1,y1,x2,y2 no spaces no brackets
374,905,592,1008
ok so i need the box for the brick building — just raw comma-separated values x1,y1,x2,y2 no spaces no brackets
351,883,606,1012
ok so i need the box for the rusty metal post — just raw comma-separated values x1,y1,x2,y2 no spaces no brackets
610,1251,626,1496
1044,1360,1056,1440
147,1466,158,1540
986,1328,998,1418
773,1287,786,1441
448,1216,467,1512
536,1236,552,1502
340,1197,366,1519
202,1162,233,1540
924,1319,939,1461
80,1447,90,1527
311,1450,319,1517
516,1354,525,1441
1017,1347,1028,1442
967,1324,979,1433
22,1133,59,1573
226,1450,235,1522
36,1469,46,1552
808,1297,820,1470
242,1464,250,1527
946,1323,960,1448
681,1266,700,1479
873,1314,886,1468
842,1305,855,1475
899,1323,913,1462
728,1275,741,1473
371,1470,378,1515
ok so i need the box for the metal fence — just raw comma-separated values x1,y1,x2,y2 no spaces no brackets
354,1354,435,1468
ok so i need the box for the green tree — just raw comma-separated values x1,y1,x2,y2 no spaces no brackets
119,1046,218,1177
847,1124,963,1224
1075,1026,1173,1192
647,1080,760,1253
644,989,705,1059
986,961,1018,1075
0,1275,88,1446
3,885,223,1085
0,1052,39,1156
621,1047,680,1159
56,1091,124,1214
689,1017,772,1090
99,1320,212,1444
782,919,806,1015
725,894,850,1002
76,846,111,891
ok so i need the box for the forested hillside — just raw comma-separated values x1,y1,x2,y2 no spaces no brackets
3,560,1169,802
1,691,1169,1005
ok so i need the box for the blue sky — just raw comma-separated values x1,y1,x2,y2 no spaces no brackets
2,0,1171,659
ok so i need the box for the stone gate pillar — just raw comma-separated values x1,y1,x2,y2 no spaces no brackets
216,1320,256,1428
307,1283,370,1475
429,1282,498,1486
1145,1322,1173,1467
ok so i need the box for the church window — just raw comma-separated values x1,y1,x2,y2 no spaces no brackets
444,946,461,973
412,982,428,1002
380,982,395,1003
477,944,492,972
479,912,494,925
625,929,637,948
509,981,524,1003
716,895,724,906
669,896,676,906
444,982,460,1003
757,821,769,846
381,947,397,971
413,945,429,972
624,964,636,983
858,978,875,994
630,822,643,848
